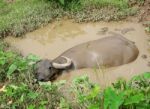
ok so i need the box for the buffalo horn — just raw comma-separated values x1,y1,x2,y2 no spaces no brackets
52,56,72,69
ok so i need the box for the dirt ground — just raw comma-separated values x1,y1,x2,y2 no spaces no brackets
137,0,150,22
131,0,150,29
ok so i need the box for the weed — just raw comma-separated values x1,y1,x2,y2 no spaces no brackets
0,81,67,108
0,47,39,82
104,72,150,109
70,75,102,108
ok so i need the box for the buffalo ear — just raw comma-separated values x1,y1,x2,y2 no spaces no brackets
44,59,52,68
34,60,41,69
35,59,43,66
32,59,39,67
35,60,41,64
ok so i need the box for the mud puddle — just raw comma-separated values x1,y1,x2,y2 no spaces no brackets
4,20,150,87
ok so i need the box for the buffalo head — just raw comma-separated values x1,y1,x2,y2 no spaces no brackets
35,56,72,81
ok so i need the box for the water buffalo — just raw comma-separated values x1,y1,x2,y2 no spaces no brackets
35,36,139,81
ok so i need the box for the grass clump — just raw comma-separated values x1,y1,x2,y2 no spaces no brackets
61,0,138,22
105,72,150,109
0,0,63,37
0,0,141,37
144,21,150,33
53,0,129,9
70,75,101,108
0,41,40,82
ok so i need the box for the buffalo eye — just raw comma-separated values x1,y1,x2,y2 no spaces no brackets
49,67,52,70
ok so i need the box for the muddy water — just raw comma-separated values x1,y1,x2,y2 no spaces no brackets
4,20,150,88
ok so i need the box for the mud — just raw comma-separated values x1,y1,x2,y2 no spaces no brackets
4,20,150,88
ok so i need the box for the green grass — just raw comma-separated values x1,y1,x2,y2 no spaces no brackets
0,0,63,37
80,0,129,8
55,0,129,9
0,0,140,37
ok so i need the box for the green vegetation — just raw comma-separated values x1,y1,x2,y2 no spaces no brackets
144,21,150,33
0,0,63,37
56,0,129,9
0,41,149,109
104,73,150,109
0,41,40,82
0,0,140,37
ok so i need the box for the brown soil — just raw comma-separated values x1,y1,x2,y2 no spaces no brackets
129,0,150,30
137,0,150,22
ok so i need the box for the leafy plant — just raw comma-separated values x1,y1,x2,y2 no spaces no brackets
145,27,150,33
58,0,65,5
0,48,40,82
143,21,150,33
104,87,124,109
104,72,150,109
70,75,102,109
0,79,66,108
